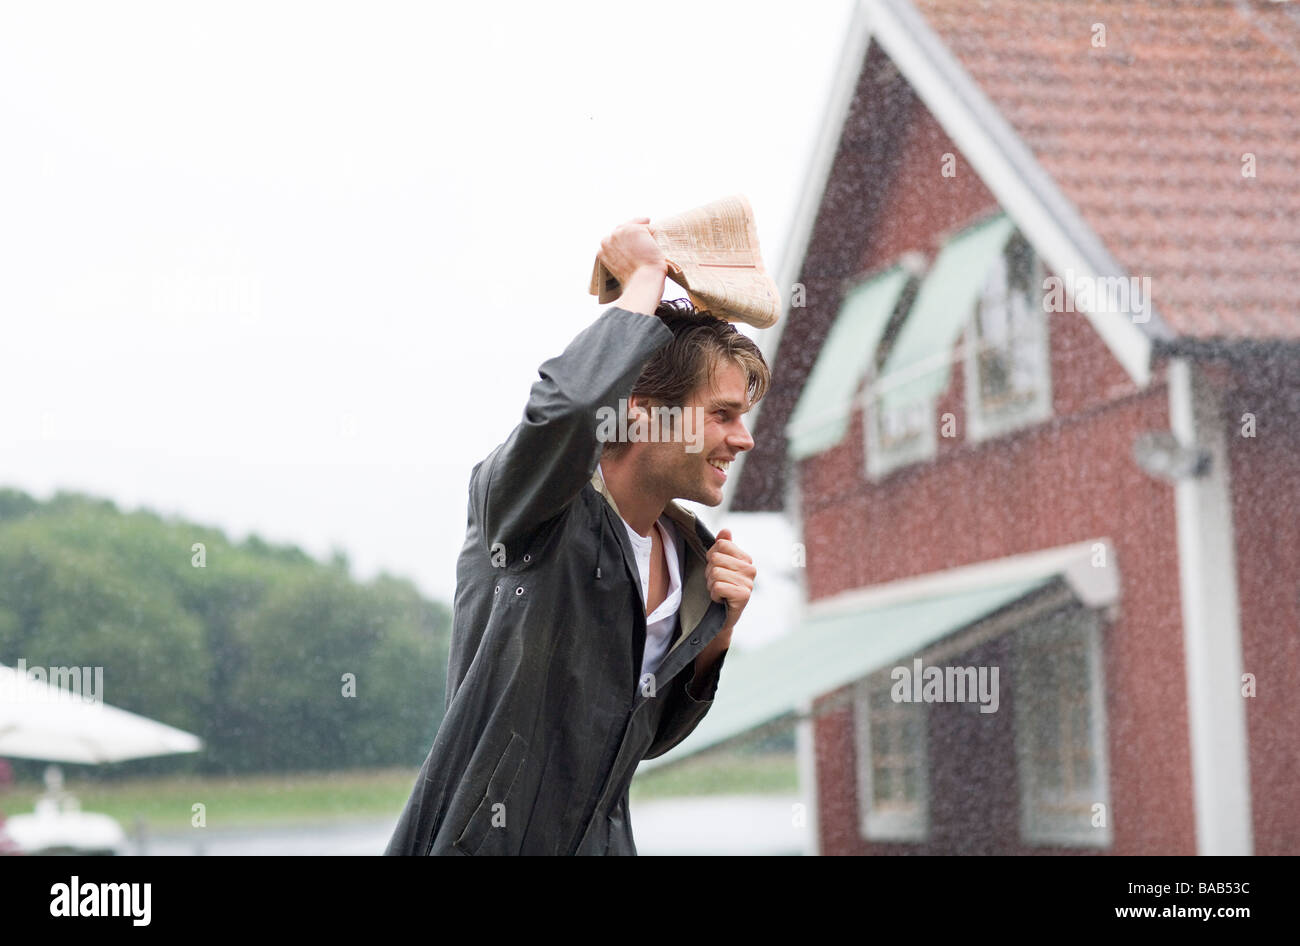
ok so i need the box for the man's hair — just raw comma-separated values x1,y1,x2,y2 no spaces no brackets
601,298,771,456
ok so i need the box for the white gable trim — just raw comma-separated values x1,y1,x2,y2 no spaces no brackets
719,0,875,515
728,0,1168,510
867,0,1166,386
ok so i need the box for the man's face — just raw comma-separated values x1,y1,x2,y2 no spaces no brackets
633,357,755,506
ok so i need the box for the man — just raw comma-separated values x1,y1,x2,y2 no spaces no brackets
384,217,769,855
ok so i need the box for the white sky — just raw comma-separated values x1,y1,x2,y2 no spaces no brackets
0,0,852,646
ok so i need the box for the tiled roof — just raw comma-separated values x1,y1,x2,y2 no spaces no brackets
915,0,1300,341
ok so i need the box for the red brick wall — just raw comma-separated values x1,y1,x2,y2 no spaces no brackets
857,105,1000,273
1224,378,1300,856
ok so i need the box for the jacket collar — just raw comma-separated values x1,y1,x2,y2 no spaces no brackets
590,464,715,649
590,463,709,552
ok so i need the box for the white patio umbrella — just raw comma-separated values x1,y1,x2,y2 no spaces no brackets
0,663,202,764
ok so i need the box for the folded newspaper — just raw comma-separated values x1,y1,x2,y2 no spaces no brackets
588,193,781,330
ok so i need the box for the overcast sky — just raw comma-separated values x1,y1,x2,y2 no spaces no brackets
0,0,854,646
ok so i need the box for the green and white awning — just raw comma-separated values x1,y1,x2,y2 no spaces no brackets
785,267,910,460
638,539,1118,771
876,214,1016,413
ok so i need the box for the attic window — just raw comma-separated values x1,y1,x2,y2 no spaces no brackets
864,214,1016,479
964,234,1052,442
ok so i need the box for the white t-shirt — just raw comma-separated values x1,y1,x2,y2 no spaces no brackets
596,463,683,683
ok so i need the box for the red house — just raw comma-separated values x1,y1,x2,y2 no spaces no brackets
642,0,1300,855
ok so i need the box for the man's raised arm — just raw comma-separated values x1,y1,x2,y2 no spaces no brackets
473,220,671,553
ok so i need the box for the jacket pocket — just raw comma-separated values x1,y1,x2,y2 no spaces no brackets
453,731,529,856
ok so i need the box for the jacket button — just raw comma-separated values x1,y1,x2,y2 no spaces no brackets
494,585,501,594
690,637,699,646
515,586,525,596
523,553,531,563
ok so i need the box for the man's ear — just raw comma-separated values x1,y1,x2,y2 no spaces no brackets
628,394,654,424
624,394,653,446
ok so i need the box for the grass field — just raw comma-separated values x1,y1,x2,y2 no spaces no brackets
630,751,798,802
0,751,798,833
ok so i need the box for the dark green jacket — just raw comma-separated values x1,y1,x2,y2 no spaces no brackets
385,306,729,855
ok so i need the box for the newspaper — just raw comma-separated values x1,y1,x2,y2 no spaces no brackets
588,193,781,329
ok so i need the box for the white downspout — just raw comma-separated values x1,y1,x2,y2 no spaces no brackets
1167,358,1253,854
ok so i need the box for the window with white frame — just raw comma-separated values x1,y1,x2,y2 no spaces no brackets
864,393,936,480
854,667,929,841
1013,606,1112,847
964,234,1052,442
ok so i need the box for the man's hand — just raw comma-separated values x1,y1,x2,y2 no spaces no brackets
706,528,756,641
599,217,667,285
598,217,667,316
691,527,754,690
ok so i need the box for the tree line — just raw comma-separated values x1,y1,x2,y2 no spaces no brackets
0,488,451,779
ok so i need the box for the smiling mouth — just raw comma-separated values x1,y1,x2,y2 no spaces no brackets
707,458,731,481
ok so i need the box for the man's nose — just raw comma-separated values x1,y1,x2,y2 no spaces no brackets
729,420,755,453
